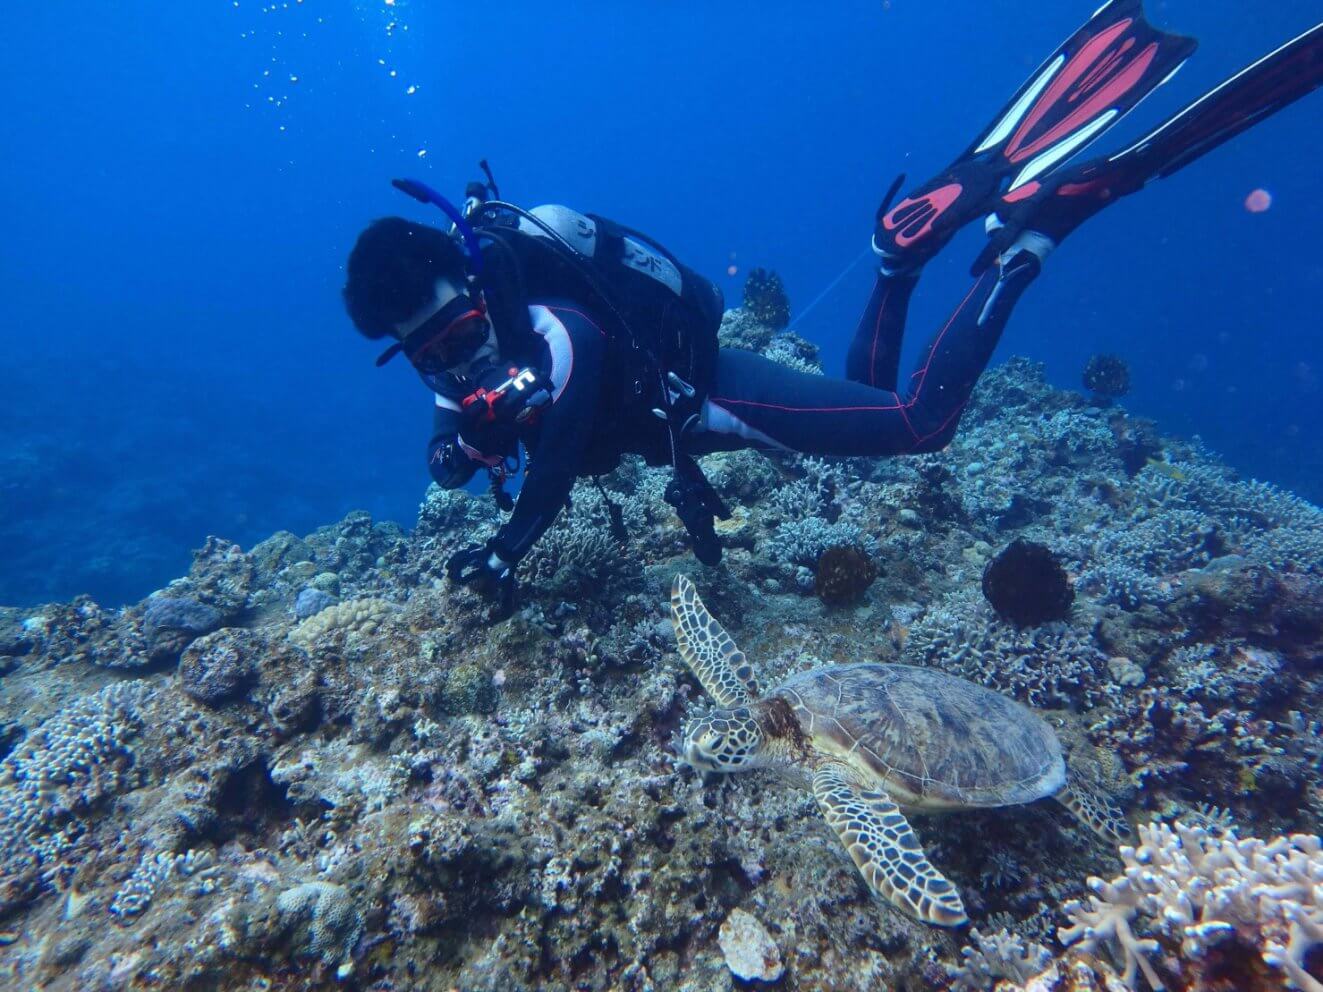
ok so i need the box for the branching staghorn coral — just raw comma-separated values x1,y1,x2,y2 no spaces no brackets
1060,821,1323,991
948,927,1053,991
1132,454,1323,575
904,595,1111,709
518,483,643,598
768,517,878,570
763,336,823,374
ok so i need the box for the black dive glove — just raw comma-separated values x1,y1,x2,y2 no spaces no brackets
446,541,516,620
664,456,730,567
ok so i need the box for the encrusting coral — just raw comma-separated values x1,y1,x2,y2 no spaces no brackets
274,881,365,978
0,680,154,914
287,596,395,650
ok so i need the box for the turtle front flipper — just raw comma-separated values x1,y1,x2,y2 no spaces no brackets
670,575,761,707
1056,778,1131,842
812,761,967,928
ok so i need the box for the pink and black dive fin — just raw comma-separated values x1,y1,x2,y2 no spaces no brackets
874,0,1197,269
1104,20,1323,184
971,20,1323,273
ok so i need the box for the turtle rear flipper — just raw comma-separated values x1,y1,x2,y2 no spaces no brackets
813,762,967,927
1056,778,1131,841
670,575,761,707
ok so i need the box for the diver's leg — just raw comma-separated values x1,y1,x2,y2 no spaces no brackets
896,248,1041,450
692,348,912,457
694,250,1039,458
844,270,919,391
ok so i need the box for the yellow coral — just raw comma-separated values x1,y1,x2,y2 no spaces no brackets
289,598,395,649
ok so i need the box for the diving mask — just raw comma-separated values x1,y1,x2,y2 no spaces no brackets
376,293,490,385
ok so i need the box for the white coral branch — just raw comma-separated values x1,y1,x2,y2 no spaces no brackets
1060,878,1166,991
1061,821,1323,992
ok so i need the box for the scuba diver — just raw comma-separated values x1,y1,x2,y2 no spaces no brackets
342,0,1323,618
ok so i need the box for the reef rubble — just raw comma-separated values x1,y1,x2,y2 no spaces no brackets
1,309,1320,991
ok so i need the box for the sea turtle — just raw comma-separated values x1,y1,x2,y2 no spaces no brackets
669,575,1129,927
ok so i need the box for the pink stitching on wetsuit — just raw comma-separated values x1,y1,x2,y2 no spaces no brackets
905,277,984,408
711,272,991,422
897,403,921,444
868,282,892,387
710,398,907,413
545,305,607,337
908,401,968,451
708,268,996,454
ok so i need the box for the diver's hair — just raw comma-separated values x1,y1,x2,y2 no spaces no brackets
342,217,467,339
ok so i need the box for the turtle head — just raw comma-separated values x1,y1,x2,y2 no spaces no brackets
681,706,765,773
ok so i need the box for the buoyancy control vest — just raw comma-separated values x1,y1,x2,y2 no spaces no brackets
472,203,725,463
473,203,732,564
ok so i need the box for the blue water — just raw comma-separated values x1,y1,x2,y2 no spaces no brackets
2,1,1320,607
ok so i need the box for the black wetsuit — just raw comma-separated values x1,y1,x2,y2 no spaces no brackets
425,239,1040,563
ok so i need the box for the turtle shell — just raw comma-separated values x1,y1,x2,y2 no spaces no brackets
773,663,1065,809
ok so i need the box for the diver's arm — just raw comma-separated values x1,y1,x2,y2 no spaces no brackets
426,400,480,489
489,305,606,563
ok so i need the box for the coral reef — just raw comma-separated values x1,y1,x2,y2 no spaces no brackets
1059,821,1323,992
743,266,792,330
288,596,396,650
1083,353,1132,404
904,594,1112,708
948,927,1052,991
0,681,154,914
274,881,365,978
179,628,259,705
2,335,1320,990
518,486,639,598
718,306,778,353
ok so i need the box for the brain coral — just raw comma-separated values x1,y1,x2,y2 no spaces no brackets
289,597,395,649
